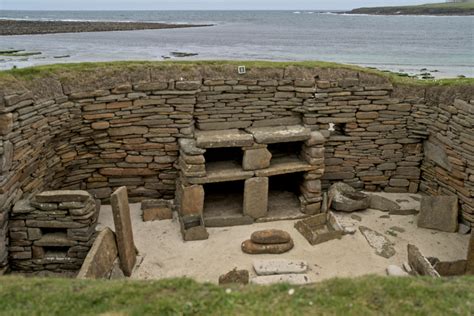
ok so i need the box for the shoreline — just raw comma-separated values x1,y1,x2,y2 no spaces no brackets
0,19,213,36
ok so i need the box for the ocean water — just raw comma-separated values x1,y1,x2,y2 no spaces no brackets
0,10,473,78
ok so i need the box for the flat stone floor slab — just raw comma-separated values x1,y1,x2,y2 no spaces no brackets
97,197,470,284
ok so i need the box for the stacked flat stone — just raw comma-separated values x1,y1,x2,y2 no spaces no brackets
416,98,474,226
242,229,294,254
0,64,473,270
9,190,98,272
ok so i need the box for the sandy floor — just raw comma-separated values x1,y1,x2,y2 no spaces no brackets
97,193,470,284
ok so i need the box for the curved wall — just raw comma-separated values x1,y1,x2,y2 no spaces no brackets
0,63,472,270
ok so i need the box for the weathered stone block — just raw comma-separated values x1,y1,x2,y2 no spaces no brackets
418,196,458,233
243,147,271,171
241,239,293,254
143,207,173,221
219,268,249,285
253,259,308,276
110,187,137,277
407,244,440,277
179,184,204,216
0,113,13,136
35,190,92,203
244,177,268,219
251,229,291,244
180,215,209,241
195,129,253,148
247,125,311,144
77,228,119,279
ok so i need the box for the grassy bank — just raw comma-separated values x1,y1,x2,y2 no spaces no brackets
349,1,474,15
1,60,473,87
0,276,473,315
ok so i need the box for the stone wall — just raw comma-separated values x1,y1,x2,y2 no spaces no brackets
0,63,472,270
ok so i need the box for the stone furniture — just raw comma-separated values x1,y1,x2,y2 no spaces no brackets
294,212,344,245
0,64,472,270
9,190,98,273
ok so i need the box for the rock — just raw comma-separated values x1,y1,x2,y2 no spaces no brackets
250,274,311,285
243,147,272,171
218,268,249,285
180,215,209,241
110,186,137,277
253,259,308,276
178,138,206,155
433,260,467,276
386,265,409,277
389,209,418,216
35,190,92,203
305,131,325,146
390,226,405,233
195,129,254,148
246,125,311,144
34,233,77,247
359,226,396,258
403,262,413,274
351,214,362,222
458,223,471,235
0,140,13,172
108,126,148,136
250,229,291,244
417,196,458,233
328,182,370,212
143,207,173,221
178,184,204,216
407,244,440,277
424,140,452,172
343,227,357,235
77,228,118,279
243,177,269,219
241,239,294,254
368,194,401,212
467,232,474,275
12,200,35,214
0,113,13,135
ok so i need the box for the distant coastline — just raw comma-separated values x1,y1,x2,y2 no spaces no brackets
0,19,212,36
346,2,474,16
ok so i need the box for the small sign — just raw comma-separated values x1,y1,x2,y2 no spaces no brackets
238,66,246,74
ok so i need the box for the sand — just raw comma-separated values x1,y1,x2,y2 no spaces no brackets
97,193,470,284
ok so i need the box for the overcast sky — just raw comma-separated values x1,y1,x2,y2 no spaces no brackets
0,1,444,11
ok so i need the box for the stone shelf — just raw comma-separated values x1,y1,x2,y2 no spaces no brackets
246,125,311,144
34,232,78,247
188,161,254,184
255,156,316,177
195,129,254,149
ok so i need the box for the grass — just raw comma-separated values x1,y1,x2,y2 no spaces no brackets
0,60,472,87
0,275,472,315
351,1,474,15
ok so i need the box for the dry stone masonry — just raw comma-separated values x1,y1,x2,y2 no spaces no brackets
9,190,98,273
0,64,472,270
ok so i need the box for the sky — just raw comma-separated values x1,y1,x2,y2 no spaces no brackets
0,0,445,11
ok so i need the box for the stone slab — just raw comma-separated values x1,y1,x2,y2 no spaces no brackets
253,259,308,276
418,196,458,233
250,274,312,285
179,184,204,216
35,190,92,203
407,244,440,277
204,215,254,227
255,156,316,177
195,129,254,148
251,229,291,244
190,161,254,184
424,140,452,172
467,231,474,275
368,194,401,212
178,138,206,155
180,215,209,241
359,226,396,258
110,186,136,277
386,265,409,277
247,125,311,144
243,177,269,219
241,239,294,254
243,147,272,171
295,212,344,245
77,228,118,279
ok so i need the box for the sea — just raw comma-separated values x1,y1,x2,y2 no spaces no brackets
0,10,473,78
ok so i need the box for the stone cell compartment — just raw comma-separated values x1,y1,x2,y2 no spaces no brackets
175,125,326,240
8,190,98,273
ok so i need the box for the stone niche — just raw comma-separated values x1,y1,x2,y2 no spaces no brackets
9,190,98,273
175,126,325,240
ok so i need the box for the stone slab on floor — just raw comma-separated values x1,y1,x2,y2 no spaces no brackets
253,259,308,276
359,226,396,258
77,227,118,279
246,125,311,144
110,186,137,277
418,196,458,233
364,192,421,214
250,274,312,285
195,129,254,148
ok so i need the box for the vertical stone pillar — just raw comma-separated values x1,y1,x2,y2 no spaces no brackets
244,177,269,219
178,184,204,216
110,186,136,277
467,231,474,275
